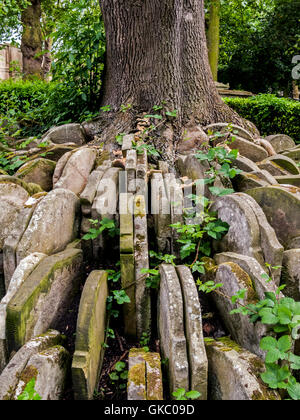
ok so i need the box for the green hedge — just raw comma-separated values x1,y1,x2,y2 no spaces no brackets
224,94,300,144
0,79,54,138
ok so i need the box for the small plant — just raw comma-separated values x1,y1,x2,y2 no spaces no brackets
107,288,131,319
17,378,41,401
202,264,300,400
172,388,201,400
141,251,176,289
140,332,150,352
82,218,119,241
109,361,128,391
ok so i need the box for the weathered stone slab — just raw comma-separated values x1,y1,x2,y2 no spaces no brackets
232,156,260,173
176,266,208,399
0,184,29,253
237,193,283,284
281,249,300,300
145,352,163,400
265,134,296,153
128,349,163,400
158,161,169,174
43,123,87,146
288,237,300,249
214,252,279,298
151,173,171,253
128,349,146,400
52,150,73,184
212,194,264,266
3,196,44,287
120,193,134,254
134,195,151,339
282,148,300,163
212,262,266,358
0,253,46,372
0,330,64,400
42,144,78,162
16,188,80,263
121,254,136,338
247,186,300,249
182,154,209,181
15,158,56,192
91,167,121,260
92,167,121,219
13,345,70,400
6,248,83,353
233,172,269,191
204,123,254,142
263,155,300,175
80,169,104,208
275,175,300,187
136,149,148,197
205,337,280,400
126,149,137,193
122,134,134,157
72,270,108,400
158,264,189,395
0,175,43,196
164,173,184,255
258,160,288,176
213,135,268,162
54,147,97,195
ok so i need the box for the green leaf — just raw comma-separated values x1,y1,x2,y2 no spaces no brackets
277,335,292,353
278,306,292,325
258,308,279,324
186,390,201,400
261,364,290,389
260,336,277,351
287,380,300,400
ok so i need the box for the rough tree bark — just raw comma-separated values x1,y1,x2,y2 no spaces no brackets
207,0,220,81
83,0,256,143
21,0,43,78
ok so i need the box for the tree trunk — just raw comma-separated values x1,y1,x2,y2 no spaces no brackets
21,0,43,78
84,0,255,141
41,37,53,79
207,0,220,81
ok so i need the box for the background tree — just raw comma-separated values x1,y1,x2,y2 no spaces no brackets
20,0,43,77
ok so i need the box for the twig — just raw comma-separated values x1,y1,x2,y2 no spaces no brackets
115,330,124,353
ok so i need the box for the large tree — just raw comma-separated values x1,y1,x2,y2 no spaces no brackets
83,0,254,145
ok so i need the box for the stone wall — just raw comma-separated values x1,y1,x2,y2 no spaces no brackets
0,45,23,80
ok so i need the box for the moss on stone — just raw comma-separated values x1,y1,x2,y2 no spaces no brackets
223,262,258,303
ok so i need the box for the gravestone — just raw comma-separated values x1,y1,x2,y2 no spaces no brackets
6,248,83,353
158,264,189,395
72,270,108,400
128,349,163,400
176,266,208,399
247,186,300,249
205,337,280,400
212,262,266,358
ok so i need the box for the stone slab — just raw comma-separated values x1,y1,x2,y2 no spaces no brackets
0,330,64,400
205,337,280,400
176,265,208,399
158,264,189,395
6,248,83,353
